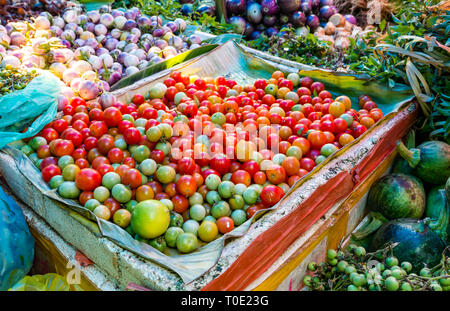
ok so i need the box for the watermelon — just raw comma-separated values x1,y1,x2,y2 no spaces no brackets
397,140,450,185
425,186,449,242
367,173,426,219
370,219,447,273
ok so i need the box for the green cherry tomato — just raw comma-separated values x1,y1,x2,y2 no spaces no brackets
93,205,111,220
62,164,80,181
243,188,258,205
125,200,138,213
113,209,131,228
102,172,121,190
58,155,74,169
211,201,231,219
165,227,184,248
29,136,47,150
198,220,218,242
169,212,184,227
139,159,157,176
189,192,203,206
49,175,65,189
85,199,101,211
229,194,245,210
132,145,150,163
58,181,80,199
205,174,221,190
93,186,110,202
189,204,206,222
231,209,247,226
149,236,167,252
218,181,235,199
176,233,198,253
206,190,221,205
111,183,132,203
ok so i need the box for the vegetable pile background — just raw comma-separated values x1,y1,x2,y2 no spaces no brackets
0,0,448,291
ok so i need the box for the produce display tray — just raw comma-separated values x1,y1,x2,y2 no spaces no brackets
0,41,417,290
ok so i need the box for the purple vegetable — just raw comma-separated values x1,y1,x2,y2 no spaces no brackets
78,80,99,100
100,13,114,28
87,11,101,23
226,0,247,15
61,39,71,48
311,0,320,8
137,16,151,28
124,10,136,20
265,27,279,37
261,0,279,15
246,2,263,24
111,62,123,75
244,22,255,38
256,24,266,32
96,48,109,57
84,22,95,33
320,0,333,6
49,26,63,37
300,2,312,15
123,20,137,31
57,95,69,111
168,36,183,49
306,14,320,30
153,28,164,37
110,29,121,39
345,14,357,25
290,11,306,27
64,22,78,32
249,30,262,40
278,0,300,13
97,80,110,92
94,24,108,36
111,10,124,18
104,38,118,50
77,15,88,26
155,39,168,50
263,15,277,27
73,39,85,48
319,5,336,20
130,7,141,17
126,34,139,44
188,35,202,45
99,92,117,109
85,38,99,49
229,16,247,34
166,22,178,33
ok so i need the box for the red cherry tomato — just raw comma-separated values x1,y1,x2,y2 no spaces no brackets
75,168,101,191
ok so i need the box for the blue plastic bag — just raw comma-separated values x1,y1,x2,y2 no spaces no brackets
0,70,63,149
0,186,35,290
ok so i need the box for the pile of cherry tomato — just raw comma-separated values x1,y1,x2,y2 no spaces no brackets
20,70,383,254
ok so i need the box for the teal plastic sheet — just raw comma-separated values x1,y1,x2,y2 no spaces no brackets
0,70,63,149
0,186,35,291
1,41,415,284
78,0,113,11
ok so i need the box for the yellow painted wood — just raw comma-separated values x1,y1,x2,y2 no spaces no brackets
29,225,99,291
327,211,350,251
252,230,328,291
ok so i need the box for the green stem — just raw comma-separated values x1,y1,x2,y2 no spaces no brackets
396,140,421,168
352,212,388,240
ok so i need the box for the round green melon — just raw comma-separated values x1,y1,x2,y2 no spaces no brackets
367,173,426,220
